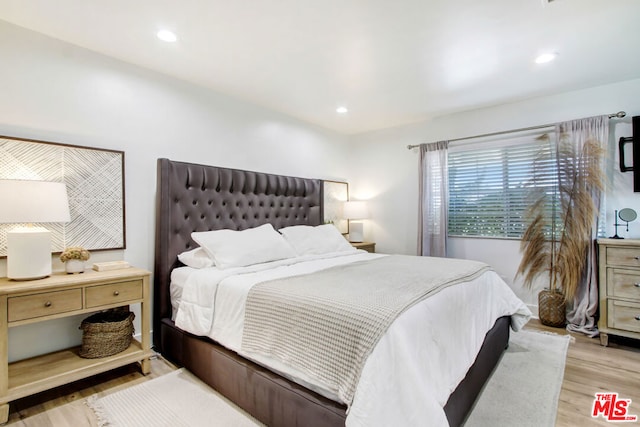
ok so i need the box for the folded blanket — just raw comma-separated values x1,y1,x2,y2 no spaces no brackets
241,255,490,405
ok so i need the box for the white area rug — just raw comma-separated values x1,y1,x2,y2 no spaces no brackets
87,330,570,427
87,368,263,427
465,329,571,427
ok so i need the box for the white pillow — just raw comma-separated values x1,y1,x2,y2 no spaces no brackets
192,224,296,269
177,247,215,269
279,224,356,256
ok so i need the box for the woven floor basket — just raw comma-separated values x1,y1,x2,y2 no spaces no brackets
79,310,135,358
538,289,566,328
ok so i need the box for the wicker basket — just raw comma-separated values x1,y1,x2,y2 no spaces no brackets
538,289,566,328
79,310,135,358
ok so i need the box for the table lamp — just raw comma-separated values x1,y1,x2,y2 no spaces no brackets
343,201,369,243
0,180,71,280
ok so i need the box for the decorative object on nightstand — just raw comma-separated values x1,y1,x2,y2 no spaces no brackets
93,260,131,271
343,200,369,243
351,241,376,253
60,246,91,274
0,180,71,280
610,208,637,239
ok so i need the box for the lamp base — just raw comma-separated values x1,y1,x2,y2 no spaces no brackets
7,227,53,280
349,222,364,243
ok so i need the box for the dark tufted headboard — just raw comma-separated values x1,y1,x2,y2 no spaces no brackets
153,158,324,349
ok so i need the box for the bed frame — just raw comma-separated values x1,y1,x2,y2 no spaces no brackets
153,158,509,427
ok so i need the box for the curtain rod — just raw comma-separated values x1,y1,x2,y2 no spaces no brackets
406,111,627,150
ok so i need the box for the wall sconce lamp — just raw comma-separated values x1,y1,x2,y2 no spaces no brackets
0,180,71,280
343,201,369,243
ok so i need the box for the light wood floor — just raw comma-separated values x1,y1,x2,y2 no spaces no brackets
3,320,640,426
526,319,640,427
3,354,177,426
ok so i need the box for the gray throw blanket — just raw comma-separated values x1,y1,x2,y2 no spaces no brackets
241,255,490,405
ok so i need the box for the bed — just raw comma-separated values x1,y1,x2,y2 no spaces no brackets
153,158,530,427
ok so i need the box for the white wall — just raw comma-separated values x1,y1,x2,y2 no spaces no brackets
0,21,349,361
348,78,640,306
2,18,640,361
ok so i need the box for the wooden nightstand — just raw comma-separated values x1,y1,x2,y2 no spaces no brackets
351,242,376,253
0,267,153,423
597,239,640,346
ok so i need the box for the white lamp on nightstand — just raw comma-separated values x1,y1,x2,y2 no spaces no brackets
0,180,71,280
343,200,369,243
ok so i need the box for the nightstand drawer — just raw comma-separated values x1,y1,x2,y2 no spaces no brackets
608,300,640,333
606,247,640,268
607,268,640,299
8,289,82,322
85,280,143,308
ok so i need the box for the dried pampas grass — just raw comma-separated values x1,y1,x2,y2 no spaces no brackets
517,134,603,302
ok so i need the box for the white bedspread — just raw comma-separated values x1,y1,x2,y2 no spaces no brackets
171,252,531,426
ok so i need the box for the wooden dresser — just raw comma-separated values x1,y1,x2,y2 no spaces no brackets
597,238,640,346
0,267,152,423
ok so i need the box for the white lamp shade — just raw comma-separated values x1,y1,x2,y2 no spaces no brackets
0,180,71,223
343,201,369,220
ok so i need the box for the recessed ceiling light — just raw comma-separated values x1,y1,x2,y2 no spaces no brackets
535,52,557,64
157,30,178,43
336,106,348,114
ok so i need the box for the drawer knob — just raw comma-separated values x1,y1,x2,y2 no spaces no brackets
635,283,640,288
635,256,640,261
636,315,640,321
113,291,120,296
44,301,52,307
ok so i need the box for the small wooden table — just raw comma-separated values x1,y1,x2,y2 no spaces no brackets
0,267,152,423
350,241,376,253
597,239,640,346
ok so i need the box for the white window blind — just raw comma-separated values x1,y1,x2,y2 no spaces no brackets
448,132,558,239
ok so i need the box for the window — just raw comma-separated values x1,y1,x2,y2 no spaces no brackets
448,131,558,239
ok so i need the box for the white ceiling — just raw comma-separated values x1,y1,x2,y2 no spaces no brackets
1,0,639,135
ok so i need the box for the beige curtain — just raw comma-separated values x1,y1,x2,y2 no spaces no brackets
559,115,608,337
418,141,449,257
